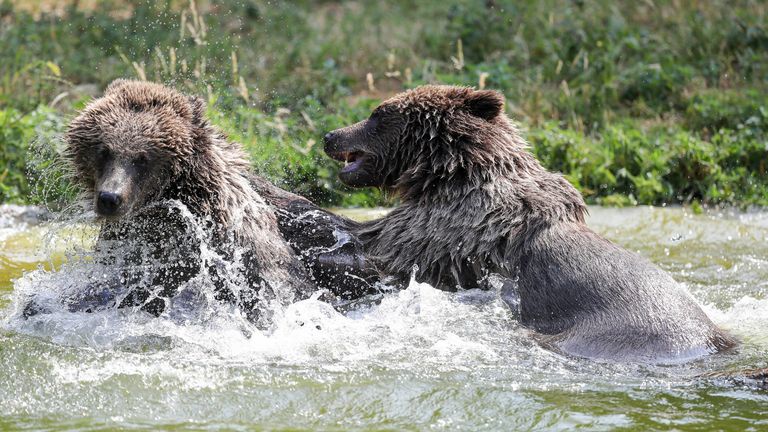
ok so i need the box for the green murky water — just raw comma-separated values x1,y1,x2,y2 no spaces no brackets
1,205,767,431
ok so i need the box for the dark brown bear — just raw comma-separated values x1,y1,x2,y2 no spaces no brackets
324,85,736,362
249,176,381,303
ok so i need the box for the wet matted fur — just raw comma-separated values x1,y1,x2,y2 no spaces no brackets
324,85,736,362
61,79,317,322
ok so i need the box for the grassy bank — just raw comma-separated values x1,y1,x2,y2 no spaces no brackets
1,0,766,207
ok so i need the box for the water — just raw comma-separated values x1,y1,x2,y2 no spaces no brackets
1,205,767,430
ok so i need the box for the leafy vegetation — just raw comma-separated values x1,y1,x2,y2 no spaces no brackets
0,0,766,207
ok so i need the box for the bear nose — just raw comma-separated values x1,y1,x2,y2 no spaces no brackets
323,131,336,144
96,191,122,216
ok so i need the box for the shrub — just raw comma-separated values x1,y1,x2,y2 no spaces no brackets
685,90,768,135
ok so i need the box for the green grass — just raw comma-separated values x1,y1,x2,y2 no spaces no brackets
0,0,766,207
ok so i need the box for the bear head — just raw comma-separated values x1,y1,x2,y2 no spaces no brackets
66,79,209,219
323,86,513,192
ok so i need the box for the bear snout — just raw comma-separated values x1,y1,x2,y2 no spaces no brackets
323,130,342,158
96,191,123,216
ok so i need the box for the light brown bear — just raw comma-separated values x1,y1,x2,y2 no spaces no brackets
56,79,320,323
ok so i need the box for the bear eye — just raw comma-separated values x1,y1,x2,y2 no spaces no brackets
134,154,149,167
127,101,143,113
97,147,111,161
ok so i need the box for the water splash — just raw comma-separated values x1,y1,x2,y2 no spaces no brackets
1,206,768,429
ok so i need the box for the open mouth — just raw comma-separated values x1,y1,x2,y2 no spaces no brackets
329,151,366,174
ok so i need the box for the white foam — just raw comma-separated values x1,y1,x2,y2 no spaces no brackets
705,296,768,346
3,205,768,394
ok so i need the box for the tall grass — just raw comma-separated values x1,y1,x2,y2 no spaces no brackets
0,0,766,207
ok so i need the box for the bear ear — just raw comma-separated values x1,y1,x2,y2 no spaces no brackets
187,96,206,125
104,79,133,96
464,90,504,120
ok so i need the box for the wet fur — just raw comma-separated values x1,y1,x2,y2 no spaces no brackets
326,85,736,362
250,175,381,301
65,80,314,321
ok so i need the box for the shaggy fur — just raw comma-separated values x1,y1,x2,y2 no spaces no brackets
324,85,736,362
64,79,314,322
250,175,381,301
